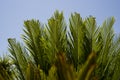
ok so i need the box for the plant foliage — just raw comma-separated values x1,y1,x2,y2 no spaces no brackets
0,11,120,80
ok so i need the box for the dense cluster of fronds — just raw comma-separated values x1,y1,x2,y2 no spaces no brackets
0,11,120,80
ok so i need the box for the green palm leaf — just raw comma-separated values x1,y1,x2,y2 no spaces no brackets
22,19,51,75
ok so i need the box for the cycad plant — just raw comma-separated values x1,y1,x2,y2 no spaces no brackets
0,11,120,80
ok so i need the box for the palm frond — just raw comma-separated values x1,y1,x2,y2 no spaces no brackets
0,55,14,80
68,13,85,70
47,11,67,54
8,38,28,80
22,20,51,75
95,17,116,79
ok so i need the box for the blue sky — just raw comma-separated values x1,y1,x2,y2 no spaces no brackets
0,0,120,55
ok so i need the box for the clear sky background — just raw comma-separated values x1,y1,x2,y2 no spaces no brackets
0,0,120,56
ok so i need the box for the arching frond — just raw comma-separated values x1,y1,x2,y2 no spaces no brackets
22,20,51,75
0,55,15,80
68,13,85,70
47,11,67,54
8,38,28,80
